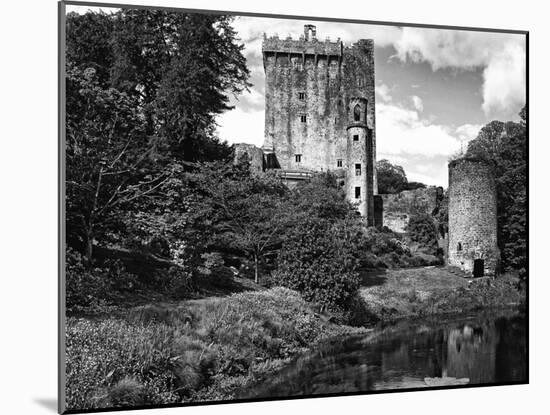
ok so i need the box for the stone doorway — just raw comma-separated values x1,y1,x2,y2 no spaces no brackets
473,259,484,278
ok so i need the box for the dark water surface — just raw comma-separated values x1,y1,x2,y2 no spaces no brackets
239,311,527,399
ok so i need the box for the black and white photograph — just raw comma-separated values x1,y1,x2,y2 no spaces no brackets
59,1,528,413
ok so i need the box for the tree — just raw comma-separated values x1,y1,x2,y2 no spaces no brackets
273,216,361,312
66,11,114,86
65,10,251,261
65,66,157,261
407,213,439,255
465,106,527,278
187,167,360,285
289,173,355,222
376,159,409,194
188,158,292,284
406,181,427,191
110,10,250,159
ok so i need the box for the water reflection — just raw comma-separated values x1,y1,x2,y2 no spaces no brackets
238,312,526,399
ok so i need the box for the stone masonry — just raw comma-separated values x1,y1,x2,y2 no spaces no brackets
235,24,378,222
381,186,443,233
447,158,499,275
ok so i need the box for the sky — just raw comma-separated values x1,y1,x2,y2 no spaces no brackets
67,6,526,187
217,16,526,187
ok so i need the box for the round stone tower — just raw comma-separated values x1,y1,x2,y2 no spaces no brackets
346,97,374,223
448,158,499,276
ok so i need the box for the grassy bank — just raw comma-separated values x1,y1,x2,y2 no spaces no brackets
357,267,524,323
66,267,524,410
65,287,367,411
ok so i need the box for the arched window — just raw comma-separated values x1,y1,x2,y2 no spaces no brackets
353,104,361,122
457,242,462,252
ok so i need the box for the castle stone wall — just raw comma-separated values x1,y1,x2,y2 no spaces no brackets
234,143,265,174
448,158,499,275
262,27,377,219
381,186,442,233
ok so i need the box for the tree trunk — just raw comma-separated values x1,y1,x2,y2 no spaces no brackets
84,229,94,265
254,253,259,284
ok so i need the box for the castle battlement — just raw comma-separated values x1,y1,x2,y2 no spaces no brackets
262,37,343,57
263,24,343,57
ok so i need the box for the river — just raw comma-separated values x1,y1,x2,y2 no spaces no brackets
238,310,527,399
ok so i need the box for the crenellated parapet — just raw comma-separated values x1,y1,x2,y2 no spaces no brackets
262,35,343,58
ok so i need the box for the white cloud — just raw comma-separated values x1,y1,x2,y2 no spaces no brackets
234,18,525,120
233,16,401,49
216,108,264,146
376,103,461,157
410,95,423,112
391,27,526,118
377,154,407,164
455,123,482,143
232,88,265,112
407,169,448,188
481,42,526,117
375,84,393,103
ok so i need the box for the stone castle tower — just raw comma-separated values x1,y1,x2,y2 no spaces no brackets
447,158,499,276
235,24,378,223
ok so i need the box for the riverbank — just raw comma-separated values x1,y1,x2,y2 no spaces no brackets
65,287,368,411
65,267,525,411
356,267,525,323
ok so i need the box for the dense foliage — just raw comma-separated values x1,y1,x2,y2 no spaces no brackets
358,227,441,268
66,9,250,264
273,217,362,312
407,213,440,256
186,157,292,283
376,159,426,194
465,107,527,279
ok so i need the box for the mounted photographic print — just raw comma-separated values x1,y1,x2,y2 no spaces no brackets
59,1,528,413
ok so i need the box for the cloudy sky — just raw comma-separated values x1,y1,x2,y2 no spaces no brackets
67,6,526,187
216,16,526,187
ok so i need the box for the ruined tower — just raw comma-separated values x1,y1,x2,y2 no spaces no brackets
448,158,499,276
259,25,377,219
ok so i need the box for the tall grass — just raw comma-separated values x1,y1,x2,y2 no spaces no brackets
66,288,365,410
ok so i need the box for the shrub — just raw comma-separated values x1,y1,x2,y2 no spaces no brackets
66,248,137,313
273,218,360,312
357,227,410,268
407,213,439,255
197,253,234,288
99,378,147,408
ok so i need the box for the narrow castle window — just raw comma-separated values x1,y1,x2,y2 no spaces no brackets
353,134,359,141
337,159,343,168
295,154,302,163
355,163,362,176
457,242,462,252
353,104,361,122
300,114,307,123
298,92,305,100
355,186,361,199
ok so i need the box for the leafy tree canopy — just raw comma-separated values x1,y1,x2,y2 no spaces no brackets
376,159,425,194
65,10,251,262
465,106,527,278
